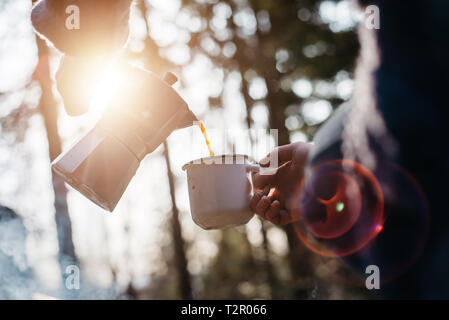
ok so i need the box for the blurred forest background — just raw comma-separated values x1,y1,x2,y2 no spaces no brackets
0,0,375,299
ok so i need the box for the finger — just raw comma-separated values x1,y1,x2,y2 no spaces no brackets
259,144,298,167
265,200,281,222
253,162,288,195
252,172,276,190
250,191,264,212
262,185,271,195
255,196,271,218
268,188,279,201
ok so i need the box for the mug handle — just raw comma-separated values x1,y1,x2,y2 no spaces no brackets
245,164,272,198
245,163,260,173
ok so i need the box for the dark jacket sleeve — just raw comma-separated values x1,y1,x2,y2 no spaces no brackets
306,100,448,298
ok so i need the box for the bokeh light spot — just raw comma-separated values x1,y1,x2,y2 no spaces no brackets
336,202,344,212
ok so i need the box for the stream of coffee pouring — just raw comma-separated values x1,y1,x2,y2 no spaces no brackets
199,122,214,157
163,73,214,157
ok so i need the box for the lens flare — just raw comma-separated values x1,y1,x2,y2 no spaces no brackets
293,160,430,287
309,171,362,239
292,159,384,258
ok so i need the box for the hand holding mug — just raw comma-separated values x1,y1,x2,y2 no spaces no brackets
250,142,312,226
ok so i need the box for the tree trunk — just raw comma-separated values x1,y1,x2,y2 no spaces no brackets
35,38,79,288
264,76,314,298
132,0,190,299
163,142,193,300
241,74,278,299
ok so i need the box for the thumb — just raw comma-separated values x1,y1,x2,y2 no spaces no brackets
259,143,297,168
252,170,276,190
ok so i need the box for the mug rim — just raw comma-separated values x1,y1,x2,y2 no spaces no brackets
182,154,255,171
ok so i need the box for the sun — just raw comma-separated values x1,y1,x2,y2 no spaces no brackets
89,61,124,115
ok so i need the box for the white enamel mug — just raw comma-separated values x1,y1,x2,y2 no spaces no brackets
182,154,260,230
